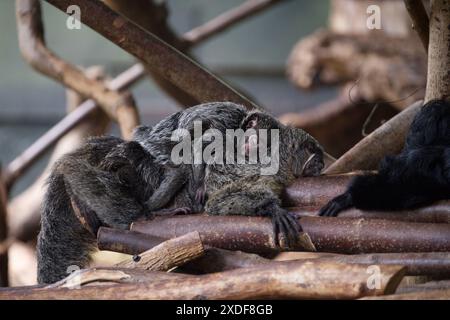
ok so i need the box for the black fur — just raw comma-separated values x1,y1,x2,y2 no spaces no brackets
319,99,450,217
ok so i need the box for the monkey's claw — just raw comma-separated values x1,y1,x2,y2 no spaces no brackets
271,209,301,249
318,200,341,217
195,186,207,205
318,194,352,217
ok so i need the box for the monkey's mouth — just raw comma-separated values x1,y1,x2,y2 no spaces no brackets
301,154,324,177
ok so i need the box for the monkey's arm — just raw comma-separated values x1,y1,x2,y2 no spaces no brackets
146,167,189,212
205,179,300,248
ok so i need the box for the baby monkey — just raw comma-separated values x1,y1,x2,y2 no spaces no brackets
204,111,324,248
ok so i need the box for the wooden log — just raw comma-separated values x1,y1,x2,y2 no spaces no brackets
45,0,260,110
97,228,269,274
361,288,450,300
324,100,423,174
289,201,450,224
115,232,205,271
282,174,354,207
0,261,405,300
0,167,8,287
180,248,270,274
396,280,450,294
97,227,165,255
132,215,450,254
276,252,450,277
424,0,450,102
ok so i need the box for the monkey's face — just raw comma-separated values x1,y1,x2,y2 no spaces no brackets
289,130,324,178
240,111,282,156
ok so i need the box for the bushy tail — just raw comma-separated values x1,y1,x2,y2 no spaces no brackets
37,172,96,284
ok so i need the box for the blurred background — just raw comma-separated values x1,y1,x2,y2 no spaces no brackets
1,0,428,286
0,0,332,196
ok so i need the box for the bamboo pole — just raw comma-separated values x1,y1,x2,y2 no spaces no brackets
132,215,450,254
0,261,405,300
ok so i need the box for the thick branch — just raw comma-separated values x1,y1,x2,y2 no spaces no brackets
115,231,204,271
0,261,405,300
45,0,259,110
97,227,270,273
325,100,423,174
403,0,430,52
424,0,450,102
132,215,450,254
276,252,450,277
15,0,139,139
291,202,450,224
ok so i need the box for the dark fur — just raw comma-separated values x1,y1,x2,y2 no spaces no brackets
37,103,248,284
205,111,324,248
319,99,450,217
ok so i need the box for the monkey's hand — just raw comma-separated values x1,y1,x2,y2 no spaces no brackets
255,197,301,249
271,208,301,249
319,193,353,217
195,185,208,205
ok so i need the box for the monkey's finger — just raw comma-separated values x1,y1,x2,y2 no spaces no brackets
318,202,337,217
271,214,281,248
280,213,300,248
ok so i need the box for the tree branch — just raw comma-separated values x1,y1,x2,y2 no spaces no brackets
0,261,405,299
403,0,430,52
132,214,450,254
115,231,205,271
15,0,139,139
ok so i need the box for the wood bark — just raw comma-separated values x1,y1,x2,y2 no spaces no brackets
132,214,450,254
424,0,450,102
115,232,205,271
276,252,450,277
0,261,405,300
